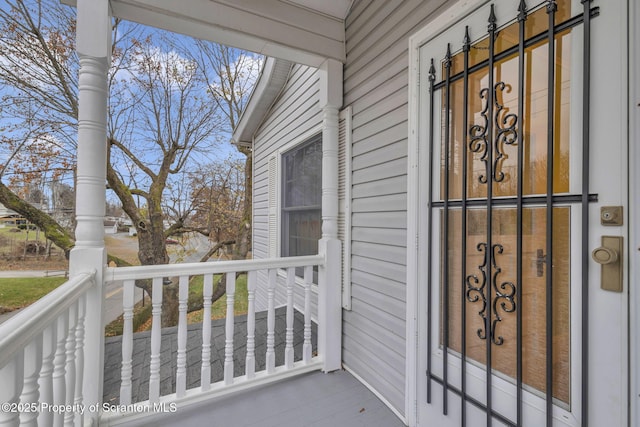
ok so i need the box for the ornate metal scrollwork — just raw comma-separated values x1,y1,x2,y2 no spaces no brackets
468,89,490,184
468,82,519,184
490,244,517,345
466,242,488,339
466,242,517,345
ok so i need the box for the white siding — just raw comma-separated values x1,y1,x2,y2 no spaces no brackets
249,0,453,417
252,64,322,313
343,0,449,416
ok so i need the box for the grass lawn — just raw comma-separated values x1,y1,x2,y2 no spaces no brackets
0,226,48,241
107,273,249,335
186,273,248,323
0,277,68,313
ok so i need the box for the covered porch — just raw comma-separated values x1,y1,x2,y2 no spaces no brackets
0,0,379,426
0,254,402,426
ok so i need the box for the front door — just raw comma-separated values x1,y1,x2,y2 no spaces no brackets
414,0,628,426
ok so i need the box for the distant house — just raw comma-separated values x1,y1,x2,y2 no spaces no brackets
0,203,16,218
0,203,21,228
103,219,119,234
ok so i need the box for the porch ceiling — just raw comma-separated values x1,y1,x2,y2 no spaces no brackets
71,0,349,67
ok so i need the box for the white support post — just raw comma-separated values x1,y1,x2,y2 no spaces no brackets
318,58,343,373
70,0,110,423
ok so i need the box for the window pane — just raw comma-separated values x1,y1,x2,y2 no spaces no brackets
443,206,571,404
442,29,572,200
281,135,322,258
283,137,322,208
284,210,321,257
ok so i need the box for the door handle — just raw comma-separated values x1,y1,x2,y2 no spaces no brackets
535,249,546,277
592,236,623,292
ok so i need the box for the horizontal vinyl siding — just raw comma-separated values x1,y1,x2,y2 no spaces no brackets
252,64,322,312
343,0,449,417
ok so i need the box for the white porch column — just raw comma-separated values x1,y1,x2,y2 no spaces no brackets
318,58,343,372
69,0,110,423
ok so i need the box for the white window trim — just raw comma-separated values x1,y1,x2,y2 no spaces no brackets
268,125,323,260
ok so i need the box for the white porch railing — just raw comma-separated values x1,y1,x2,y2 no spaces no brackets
0,271,95,427
101,255,325,426
0,254,335,426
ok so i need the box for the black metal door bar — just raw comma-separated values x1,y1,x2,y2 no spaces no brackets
485,6,497,426
460,25,471,427
581,1,593,426
516,3,528,425
443,42,453,415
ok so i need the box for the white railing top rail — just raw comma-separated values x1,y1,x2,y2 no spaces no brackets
104,255,325,282
0,271,95,368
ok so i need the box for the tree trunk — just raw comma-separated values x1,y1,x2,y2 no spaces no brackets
233,153,252,260
135,218,180,327
0,181,74,257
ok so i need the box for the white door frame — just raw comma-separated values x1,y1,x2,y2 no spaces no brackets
629,0,640,423
406,0,633,425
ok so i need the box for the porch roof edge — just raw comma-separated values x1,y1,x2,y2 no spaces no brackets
232,57,293,147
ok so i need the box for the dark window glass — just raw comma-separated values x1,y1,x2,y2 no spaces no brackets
281,135,322,257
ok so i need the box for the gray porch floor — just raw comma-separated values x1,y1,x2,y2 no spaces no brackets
151,369,407,427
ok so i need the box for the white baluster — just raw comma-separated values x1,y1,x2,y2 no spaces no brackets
74,294,86,427
224,272,236,385
120,280,135,405
64,303,78,426
19,335,43,426
38,323,57,427
245,271,256,379
285,268,295,369
53,314,69,427
149,277,163,403
0,351,24,426
176,275,188,397
303,266,313,363
266,269,276,374
201,274,213,391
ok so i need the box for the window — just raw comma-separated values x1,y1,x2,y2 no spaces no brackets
281,134,322,257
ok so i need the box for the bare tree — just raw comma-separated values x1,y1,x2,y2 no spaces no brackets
0,0,78,254
188,156,245,257
0,0,261,325
192,42,263,260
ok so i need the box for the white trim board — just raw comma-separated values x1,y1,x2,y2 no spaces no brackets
629,0,640,424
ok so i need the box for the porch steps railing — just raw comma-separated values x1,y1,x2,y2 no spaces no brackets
102,255,324,425
0,272,94,427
